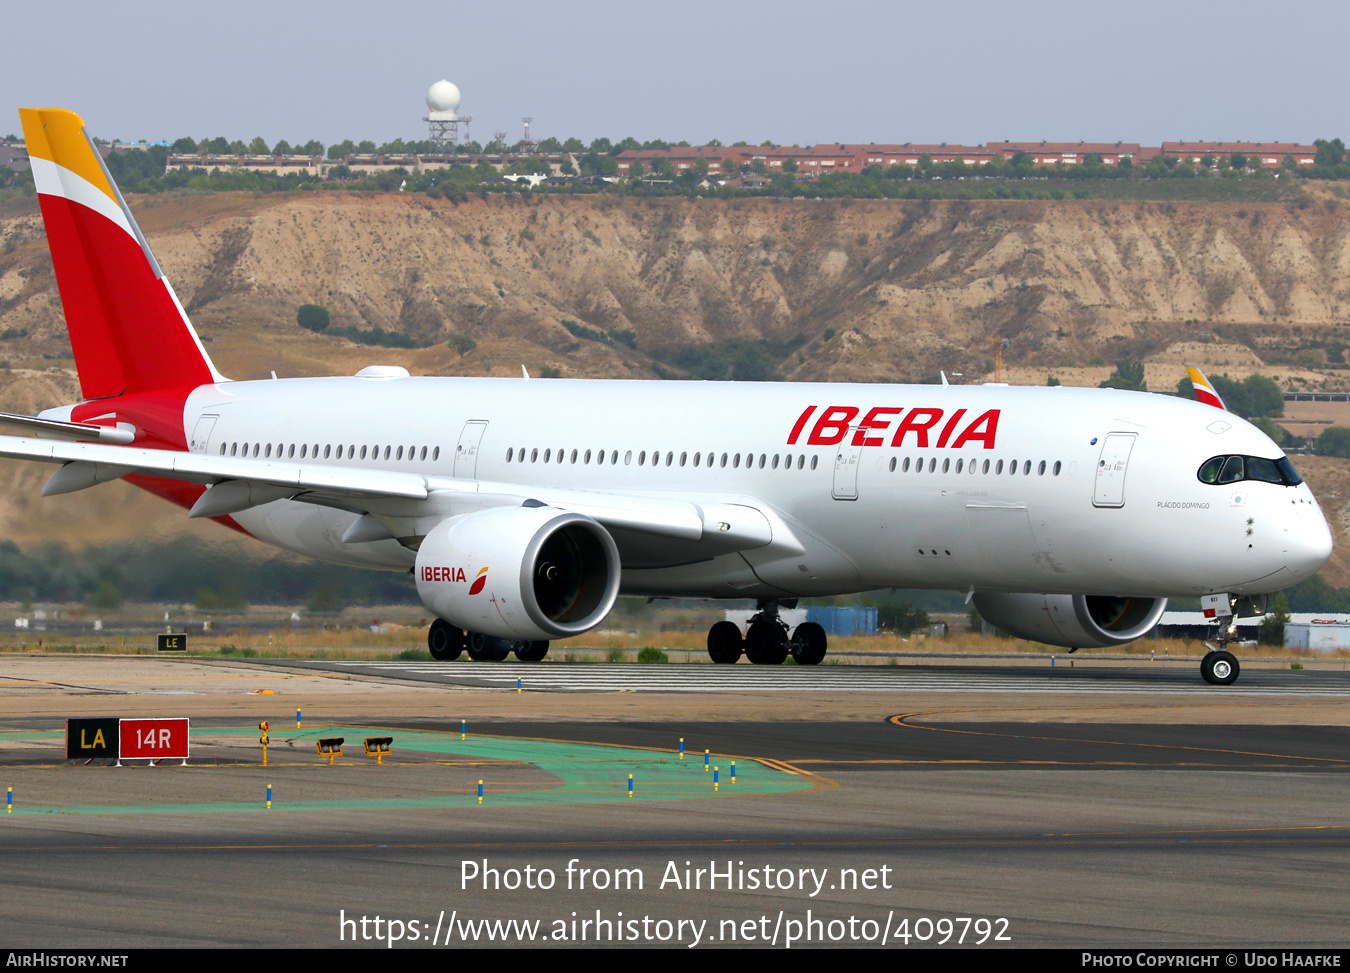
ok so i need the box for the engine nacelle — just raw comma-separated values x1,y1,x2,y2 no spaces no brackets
972,592,1167,649
415,504,621,642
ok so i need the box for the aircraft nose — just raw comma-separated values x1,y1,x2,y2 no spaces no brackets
1283,496,1333,585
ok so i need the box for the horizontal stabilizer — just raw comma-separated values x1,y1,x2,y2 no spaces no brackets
0,411,134,444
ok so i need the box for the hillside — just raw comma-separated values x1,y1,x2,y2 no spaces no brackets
1,190,1350,586
3,192,1350,387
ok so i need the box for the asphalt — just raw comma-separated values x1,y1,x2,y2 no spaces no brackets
0,654,1348,949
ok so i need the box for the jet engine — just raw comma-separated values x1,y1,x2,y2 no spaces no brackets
971,592,1167,649
414,504,621,642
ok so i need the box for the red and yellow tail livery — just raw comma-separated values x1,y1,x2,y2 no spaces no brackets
19,108,223,400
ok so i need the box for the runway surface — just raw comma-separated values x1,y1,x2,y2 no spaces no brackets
1,656,1348,948
280,657,1350,696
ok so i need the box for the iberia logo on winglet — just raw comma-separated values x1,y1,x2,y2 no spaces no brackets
469,567,489,596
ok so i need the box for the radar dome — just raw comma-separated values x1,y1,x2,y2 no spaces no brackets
426,80,461,113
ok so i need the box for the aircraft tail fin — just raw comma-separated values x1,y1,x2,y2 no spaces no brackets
1185,366,1226,410
19,108,226,400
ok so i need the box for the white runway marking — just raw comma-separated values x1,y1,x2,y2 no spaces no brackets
322,661,1350,696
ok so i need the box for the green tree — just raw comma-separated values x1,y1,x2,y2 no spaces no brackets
296,304,330,332
1259,591,1290,645
1099,360,1147,391
171,137,196,153
248,136,270,155
781,157,798,174
1318,426,1350,457
87,580,123,610
447,333,476,357
1315,138,1346,168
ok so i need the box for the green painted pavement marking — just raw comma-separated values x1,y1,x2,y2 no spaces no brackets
2,725,813,815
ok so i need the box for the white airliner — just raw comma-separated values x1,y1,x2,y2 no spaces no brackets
3,108,1333,684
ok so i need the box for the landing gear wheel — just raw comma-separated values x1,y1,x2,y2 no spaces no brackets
466,632,513,662
428,619,464,661
1201,650,1240,685
707,621,744,664
789,621,828,666
745,619,789,665
515,640,549,662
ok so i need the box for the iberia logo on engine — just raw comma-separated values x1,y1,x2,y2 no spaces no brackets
420,566,490,596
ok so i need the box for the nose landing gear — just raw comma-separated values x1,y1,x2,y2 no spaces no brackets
1201,648,1240,685
1199,592,1258,685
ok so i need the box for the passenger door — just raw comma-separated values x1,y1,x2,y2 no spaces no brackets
1093,433,1136,508
454,421,488,479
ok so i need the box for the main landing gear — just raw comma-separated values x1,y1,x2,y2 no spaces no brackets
705,600,828,665
426,618,548,662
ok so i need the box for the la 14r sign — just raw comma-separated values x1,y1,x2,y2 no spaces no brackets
119,718,189,760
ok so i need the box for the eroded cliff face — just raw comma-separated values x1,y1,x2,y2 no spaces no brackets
3,192,1350,385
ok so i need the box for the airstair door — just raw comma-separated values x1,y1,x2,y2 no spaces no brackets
454,421,488,479
1093,433,1136,508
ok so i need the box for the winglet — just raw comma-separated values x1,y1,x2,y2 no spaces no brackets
19,108,225,399
1186,366,1226,410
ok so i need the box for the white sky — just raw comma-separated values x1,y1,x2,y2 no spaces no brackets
5,0,1345,149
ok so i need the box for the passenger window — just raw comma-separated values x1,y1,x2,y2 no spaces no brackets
811,456,819,470
1053,460,1061,476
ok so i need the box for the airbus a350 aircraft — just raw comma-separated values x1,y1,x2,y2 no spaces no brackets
3,108,1333,684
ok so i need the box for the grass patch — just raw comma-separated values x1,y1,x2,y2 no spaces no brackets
398,648,431,660
636,647,668,664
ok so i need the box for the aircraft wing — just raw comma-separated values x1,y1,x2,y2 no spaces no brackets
0,434,775,555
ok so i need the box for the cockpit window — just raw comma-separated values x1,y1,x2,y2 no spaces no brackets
1197,454,1303,487
1245,457,1283,485
1218,456,1244,484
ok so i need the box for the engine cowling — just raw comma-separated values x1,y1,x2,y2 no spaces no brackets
972,592,1167,649
415,504,621,642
